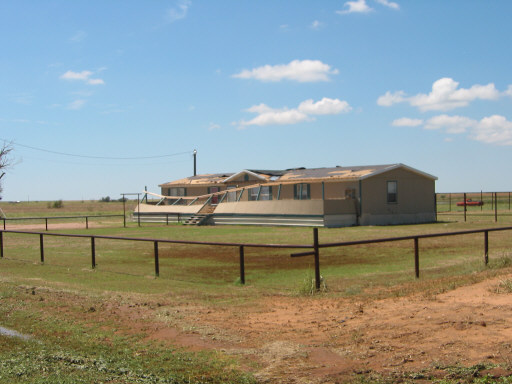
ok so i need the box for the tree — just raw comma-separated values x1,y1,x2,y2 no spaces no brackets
0,142,14,198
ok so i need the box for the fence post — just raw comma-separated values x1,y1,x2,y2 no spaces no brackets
239,246,245,284
45,218,48,231
463,193,467,222
313,228,320,290
91,237,96,269
40,234,44,263
449,193,451,212
86,216,89,230
414,237,419,278
0,231,3,258
484,231,489,265
154,241,159,277
495,192,498,223
166,214,169,226
2,219,5,230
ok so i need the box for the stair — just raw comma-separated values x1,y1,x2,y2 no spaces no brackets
183,214,211,226
183,203,217,225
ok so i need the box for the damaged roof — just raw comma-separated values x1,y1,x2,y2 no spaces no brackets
159,163,437,187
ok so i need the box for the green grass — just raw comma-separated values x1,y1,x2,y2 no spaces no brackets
0,284,255,384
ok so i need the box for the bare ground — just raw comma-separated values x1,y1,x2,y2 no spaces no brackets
77,275,512,383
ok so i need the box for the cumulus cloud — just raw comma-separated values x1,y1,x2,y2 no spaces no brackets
60,70,104,85
298,98,352,115
378,78,501,111
236,98,351,128
232,60,339,82
337,0,373,14
67,99,86,110
311,20,323,29
375,0,400,10
165,0,191,23
471,115,512,145
391,117,423,127
394,113,512,145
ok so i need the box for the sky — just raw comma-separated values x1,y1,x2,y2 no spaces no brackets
1,0,512,201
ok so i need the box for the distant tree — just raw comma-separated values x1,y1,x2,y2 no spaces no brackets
0,142,14,199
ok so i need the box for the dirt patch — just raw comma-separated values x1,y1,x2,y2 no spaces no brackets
146,275,512,383
14,275,512,383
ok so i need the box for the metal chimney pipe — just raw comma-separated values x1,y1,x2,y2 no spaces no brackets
193,149,197,176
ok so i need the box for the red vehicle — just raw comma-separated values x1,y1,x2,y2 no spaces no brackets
456,199,484,207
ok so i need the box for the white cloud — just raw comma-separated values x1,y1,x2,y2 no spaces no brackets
237,98,351,128
165,0,191,23
67,99,86,110
424,114,476,133
208,122,220,131
396,113,512,145
471,115,512,145
391,117,423,127
69,30,87,43
60,70,104,85
298,98,352,115
377,90,406,107
375,0,400,10
337,0,373,14
378,78,501,111
311,20,323,29
232,59,338,83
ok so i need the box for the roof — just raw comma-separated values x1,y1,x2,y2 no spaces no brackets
159,163,437,187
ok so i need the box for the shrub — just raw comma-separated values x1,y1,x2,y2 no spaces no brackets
48,200,64,209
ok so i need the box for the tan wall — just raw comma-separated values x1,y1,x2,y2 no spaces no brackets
136,203,200,214
323,198,357,215
214,200,325,215
361,168,435,216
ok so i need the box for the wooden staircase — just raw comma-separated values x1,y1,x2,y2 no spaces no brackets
183,204,216,226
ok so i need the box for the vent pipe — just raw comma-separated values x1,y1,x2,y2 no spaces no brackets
193,149,197,176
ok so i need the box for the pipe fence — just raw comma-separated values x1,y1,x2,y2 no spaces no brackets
2,226,511,290
1,215,125,230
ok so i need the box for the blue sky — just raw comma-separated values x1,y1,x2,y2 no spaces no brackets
1,0,512,201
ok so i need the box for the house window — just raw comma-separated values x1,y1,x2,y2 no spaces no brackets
294,183,311,200
259,186,272,201
169,187,186,197
249,187,259,201
227,186,237,202
387,181,397,203
345,188,356,199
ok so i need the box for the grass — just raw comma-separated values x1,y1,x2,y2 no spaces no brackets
2,200,512,382
0,283,255,384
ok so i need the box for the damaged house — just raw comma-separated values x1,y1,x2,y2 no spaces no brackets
136,163,437,227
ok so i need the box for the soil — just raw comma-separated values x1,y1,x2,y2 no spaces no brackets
93,275,512,383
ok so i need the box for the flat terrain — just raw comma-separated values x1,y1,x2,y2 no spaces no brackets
1,201,512,383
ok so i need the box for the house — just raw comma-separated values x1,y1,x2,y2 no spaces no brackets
136,163,437,227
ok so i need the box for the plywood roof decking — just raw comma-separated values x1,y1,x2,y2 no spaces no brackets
158,164,437,190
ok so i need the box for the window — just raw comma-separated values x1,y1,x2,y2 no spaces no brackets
259,186,272,201
249,187,259,201
169,187,186,197
345,188,356,199
227,186,237,202
387,181,397,203
294,183,311,200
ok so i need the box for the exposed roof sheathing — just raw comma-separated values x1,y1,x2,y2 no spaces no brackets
159,163,437,188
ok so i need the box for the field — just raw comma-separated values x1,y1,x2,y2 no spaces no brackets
1,200,512,383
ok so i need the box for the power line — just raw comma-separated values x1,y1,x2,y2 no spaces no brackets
4,139,192,160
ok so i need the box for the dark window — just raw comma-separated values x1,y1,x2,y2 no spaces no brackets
294,183,311,200
387,181,397,203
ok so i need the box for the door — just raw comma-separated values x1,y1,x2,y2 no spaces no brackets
209,187,219,205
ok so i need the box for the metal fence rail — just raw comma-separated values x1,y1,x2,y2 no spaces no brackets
1,215,125,230
1,226,511,290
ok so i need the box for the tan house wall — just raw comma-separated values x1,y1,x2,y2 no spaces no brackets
360,168,435,225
